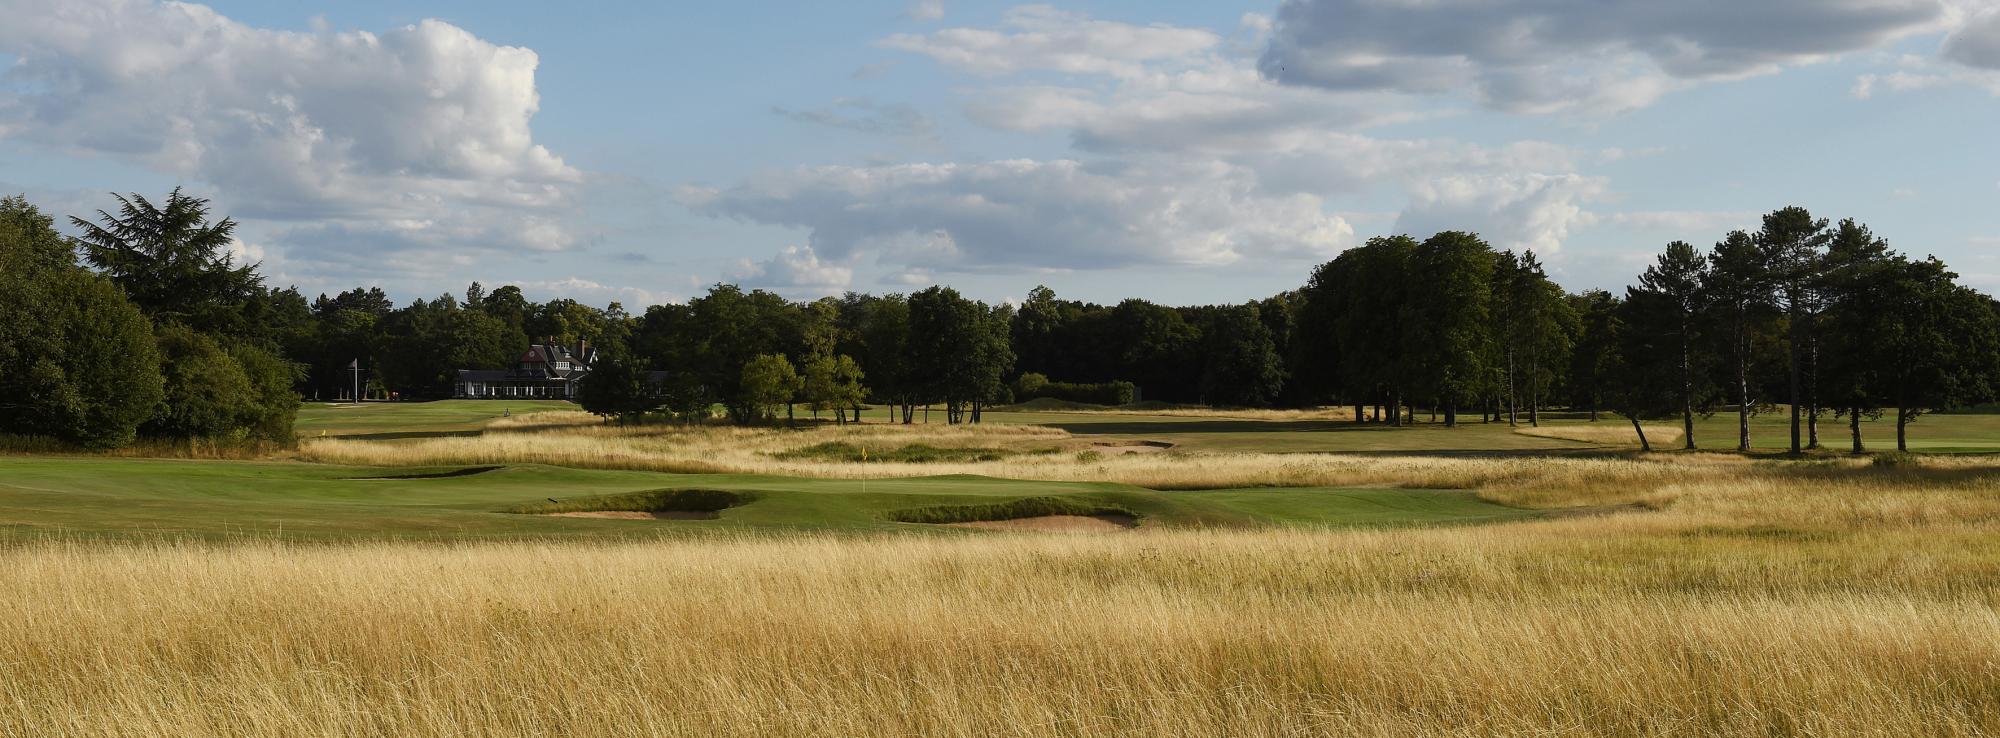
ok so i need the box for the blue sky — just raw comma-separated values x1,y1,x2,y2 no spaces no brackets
3,0,1998,308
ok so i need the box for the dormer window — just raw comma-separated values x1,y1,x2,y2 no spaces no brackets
555,362,571,370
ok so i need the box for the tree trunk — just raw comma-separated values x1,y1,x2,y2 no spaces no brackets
1736,326,1751,453
1528,351,1541,427
1800,294,1816,454
1506,348,1518,427
1444,398,1457,428
1389,392,1402,427
1897,407,1909,452
1849,408,1864,455
1681,335,1696,450
1807,329,1821,450
1354,401,1365,424
1631,416,1651,452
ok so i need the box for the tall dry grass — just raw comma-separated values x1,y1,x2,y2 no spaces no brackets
298,414,1849,509
8,505,2000,737
27,411,2000,735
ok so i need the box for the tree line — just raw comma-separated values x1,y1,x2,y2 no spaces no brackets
4,190,1996,453
1293,211,2000,452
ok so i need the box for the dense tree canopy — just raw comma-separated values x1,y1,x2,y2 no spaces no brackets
0,197,163,448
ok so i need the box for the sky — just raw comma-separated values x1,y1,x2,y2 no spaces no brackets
3,0,1998,309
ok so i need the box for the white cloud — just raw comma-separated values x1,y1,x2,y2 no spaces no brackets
704,6,1616,277
1395,174,1609,254
729,245,855,296
513,278,672,309
686,158,1355,271
1259,0,1946,114
878,5,1219,79
0,0,580,266
1602,210,1757,233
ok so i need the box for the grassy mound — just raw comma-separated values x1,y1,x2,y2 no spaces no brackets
507,489,757,516
771,442,1057,464
886,495,1139,525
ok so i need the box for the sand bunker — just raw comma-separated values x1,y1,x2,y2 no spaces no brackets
1087,440,1175,456
542,510,719,520
945,513,1137,533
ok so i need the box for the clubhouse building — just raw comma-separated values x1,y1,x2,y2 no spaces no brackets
455,341,598,399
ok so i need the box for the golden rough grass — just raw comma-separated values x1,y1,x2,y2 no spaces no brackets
298,416,1821,508
8,501,2000,737
23,427,2000,735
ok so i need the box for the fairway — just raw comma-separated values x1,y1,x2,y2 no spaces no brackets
23,400,2000,542
296,400,576,438
0,455,1538,541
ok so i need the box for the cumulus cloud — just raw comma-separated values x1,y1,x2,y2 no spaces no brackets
878,5,1219,78
692,6,1608,275
685,158,1354,271
0,0,579,263
1258,0,1945,114
1394,174,1608,254
729,245,855,296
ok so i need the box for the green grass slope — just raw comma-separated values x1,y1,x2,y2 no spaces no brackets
0,457,1538,541
295,400,576,439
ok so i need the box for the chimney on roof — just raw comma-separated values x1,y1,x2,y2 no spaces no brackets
577,338,589,363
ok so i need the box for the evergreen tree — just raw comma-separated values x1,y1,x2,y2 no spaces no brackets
1633,241,1713,449
1754,207,1831,453
1703,230,1773,452
1608,293,1681,451
1879,258,2000,450
1817,219,1897,454
1565,290,1619,421
72,188,265,340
